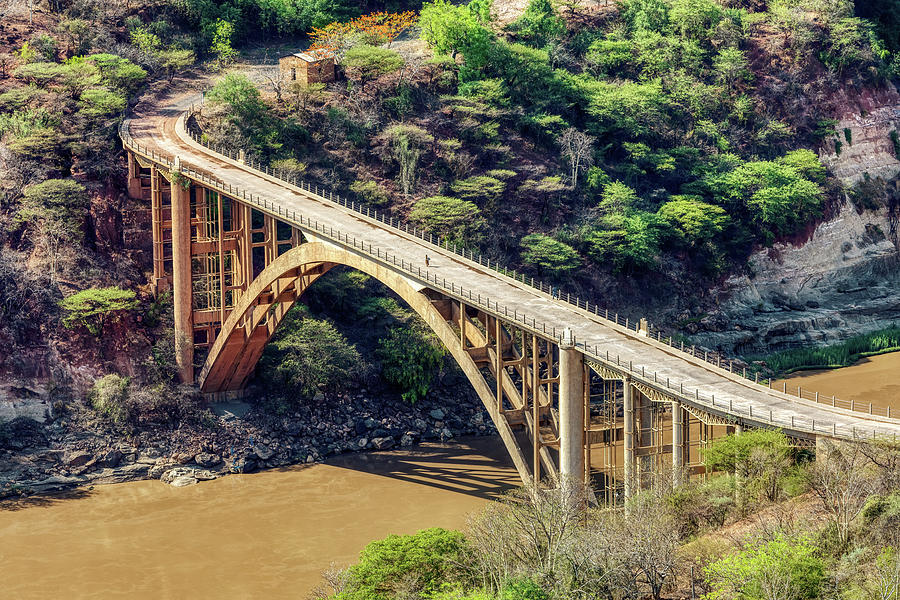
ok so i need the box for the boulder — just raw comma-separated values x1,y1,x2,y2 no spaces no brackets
194,453,221,468
357,437,368,448
400,434,414,447
100,449,123,469
169,475,198,487
253,445,274,461
371,437,395,450
65,451,94,468
429,409,445,420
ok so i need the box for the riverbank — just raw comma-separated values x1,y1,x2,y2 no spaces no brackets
0,372,497,499
0,436,516,600
775,350,900,412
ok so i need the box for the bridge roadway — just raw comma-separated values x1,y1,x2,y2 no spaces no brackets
124,88,900,443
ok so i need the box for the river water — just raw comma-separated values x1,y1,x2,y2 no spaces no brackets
0,436,517,600
776,351,900,412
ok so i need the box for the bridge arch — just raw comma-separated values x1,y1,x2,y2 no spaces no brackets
198,239,536,483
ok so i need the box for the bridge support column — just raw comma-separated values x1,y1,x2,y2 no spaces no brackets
559,330,584,492
170,177,194,383
672,399,683,487
126,152,142,199
624,376,635,501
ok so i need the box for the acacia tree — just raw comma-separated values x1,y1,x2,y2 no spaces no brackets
59,287,138,336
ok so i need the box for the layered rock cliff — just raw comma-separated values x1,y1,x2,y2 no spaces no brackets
694,85,900,355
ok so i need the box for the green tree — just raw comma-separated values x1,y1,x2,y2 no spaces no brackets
342,45,404,82
519,233,580,277
258,309,361,401
656,197,729,247
210,19,237,67
338,528,468,600
377,326,445,404
420,0,496,79
598,180,639,214
17,179,89,244
703,429,793,503
409,196,486,246
704,535,825,600
509,0,565,48
450,175,506,211
59,287,139,336
586,211,661,272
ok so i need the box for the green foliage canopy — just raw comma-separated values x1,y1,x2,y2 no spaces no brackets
59,287,139,336
377,327,445,404
409,196,486,247
519,233,580,277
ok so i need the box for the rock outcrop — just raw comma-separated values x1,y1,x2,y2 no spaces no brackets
696,85,900,354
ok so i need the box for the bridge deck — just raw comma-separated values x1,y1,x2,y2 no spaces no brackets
125,87,900,441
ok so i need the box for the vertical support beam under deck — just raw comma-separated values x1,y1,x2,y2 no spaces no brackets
495,317,502,414
559,332,584,488
171,178,194,383
532,334,540,485
672,399,683,487
624,376,635,500
126,152,142,199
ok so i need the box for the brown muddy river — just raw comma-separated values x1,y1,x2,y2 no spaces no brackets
776,351,900,412
0,436,517,599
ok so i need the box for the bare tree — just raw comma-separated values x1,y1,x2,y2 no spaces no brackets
260,65,287,105
862,549,900,600
809,439,878,548
559,127,594,188
610,493,680,600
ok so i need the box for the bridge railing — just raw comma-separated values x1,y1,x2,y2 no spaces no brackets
120,118,899,442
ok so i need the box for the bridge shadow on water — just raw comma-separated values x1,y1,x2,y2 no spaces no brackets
0,487,94,512
323,436,520,502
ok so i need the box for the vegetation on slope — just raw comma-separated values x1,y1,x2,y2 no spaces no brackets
314,432,900,600
197,0,898,325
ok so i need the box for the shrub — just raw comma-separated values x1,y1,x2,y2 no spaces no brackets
377,326,445,403
89,374,130,424
338,528,469,600
704,534,825,600
519,233,580,277
350,180,390,207
59,287,138,336
409,196,486,246
257,308,361,400
342,45,404,82
17,178,89,245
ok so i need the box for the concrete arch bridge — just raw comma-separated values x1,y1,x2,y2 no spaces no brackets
120,91,900,503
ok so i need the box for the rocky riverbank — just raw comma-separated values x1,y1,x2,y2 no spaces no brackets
0,372,496,498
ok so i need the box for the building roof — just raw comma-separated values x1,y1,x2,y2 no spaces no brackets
281,49,333,62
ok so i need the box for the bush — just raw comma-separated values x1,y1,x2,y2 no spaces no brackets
377,326,445,404
519,233,580,278
586,211,662,272
89,374,130,424
342,45,404,82
338,528,469,600
409,195,486,247
59,287,138,336
17,178,90,245
257,308,361,401
350,180,390,207
508,0,565,48
451,175,506,211
704,534,825,600
753,325,900,375
703,429,794,503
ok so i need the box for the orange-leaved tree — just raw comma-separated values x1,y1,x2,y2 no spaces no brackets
308,10,418,59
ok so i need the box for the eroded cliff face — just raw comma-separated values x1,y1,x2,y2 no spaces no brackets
695,85,900,355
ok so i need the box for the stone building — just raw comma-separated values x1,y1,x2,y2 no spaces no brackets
279,50,335,87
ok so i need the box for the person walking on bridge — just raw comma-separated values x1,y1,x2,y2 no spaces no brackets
425,255,431,267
